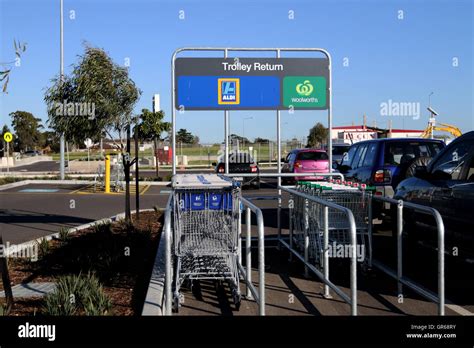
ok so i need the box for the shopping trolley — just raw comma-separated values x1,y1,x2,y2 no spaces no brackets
171,174,241,312
290,180,373,269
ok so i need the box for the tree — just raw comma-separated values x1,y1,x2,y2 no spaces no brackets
44,45,141,222
9,111,43,152
1,125,11,155
1,40,27,93
307,122,328,148
136,108,170,177
39,131,60,153
176,128,195,144
254,137,269,144
44,45,141,149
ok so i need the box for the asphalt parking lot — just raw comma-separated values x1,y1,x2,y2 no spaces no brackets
1,178,473,316
0,182,169,244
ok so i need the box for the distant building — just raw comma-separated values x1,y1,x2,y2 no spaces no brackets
331,125,424,144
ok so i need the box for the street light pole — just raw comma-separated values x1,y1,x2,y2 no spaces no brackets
59,0,65,180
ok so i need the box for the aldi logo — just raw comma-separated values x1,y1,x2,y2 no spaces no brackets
218,78,240,105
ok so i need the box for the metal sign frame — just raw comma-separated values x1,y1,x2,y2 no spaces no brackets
171,47,333,182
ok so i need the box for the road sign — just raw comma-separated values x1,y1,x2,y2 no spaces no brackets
84,138,93,148
175,58,329,110
3,132,13,143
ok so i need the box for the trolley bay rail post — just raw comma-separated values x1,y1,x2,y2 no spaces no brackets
164,193,173,315
279,185,358,315
238,196,266,316
245,206,252,299
370,195,445,316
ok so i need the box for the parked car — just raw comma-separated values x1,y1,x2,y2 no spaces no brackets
23,150,42,157
336,138,445,198
281,149,330,184
213,151,260,189
331,143,352,167
394,131,474,258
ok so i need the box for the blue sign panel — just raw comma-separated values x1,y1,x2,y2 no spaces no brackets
177,76,280,110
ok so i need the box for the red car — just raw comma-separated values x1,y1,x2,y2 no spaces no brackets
282,149,330,184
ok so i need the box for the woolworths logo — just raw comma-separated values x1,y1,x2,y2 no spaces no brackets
283,76,326,108
296,80,314,96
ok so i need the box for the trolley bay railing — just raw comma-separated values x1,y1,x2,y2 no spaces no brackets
278,185,359,316
225,172,345,247
239,196,266,316
164,193,173,315
370,196,445,316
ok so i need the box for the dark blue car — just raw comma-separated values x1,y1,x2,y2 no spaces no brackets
337,138,445,199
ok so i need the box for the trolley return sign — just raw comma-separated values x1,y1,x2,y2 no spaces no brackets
175,58,329,110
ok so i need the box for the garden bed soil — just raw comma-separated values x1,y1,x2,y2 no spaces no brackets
0,210,163,316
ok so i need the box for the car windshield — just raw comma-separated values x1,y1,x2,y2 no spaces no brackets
332,146,351,155
297,152,328,161
384,142,444,165
430,140,474,179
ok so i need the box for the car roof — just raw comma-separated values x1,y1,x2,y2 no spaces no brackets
349,138,445,146
448,130,474,144
291,148,326,153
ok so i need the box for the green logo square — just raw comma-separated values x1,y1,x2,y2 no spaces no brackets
283,76,326,108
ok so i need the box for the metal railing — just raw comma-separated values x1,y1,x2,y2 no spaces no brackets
371,196,445,315
225,172,344,179
279,185,358,315
239,196,266,316
225,172,345,247
164,193,173,315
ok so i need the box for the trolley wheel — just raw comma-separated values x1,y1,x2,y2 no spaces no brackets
172,295,180,313
233,293,242,311
360,262,372,275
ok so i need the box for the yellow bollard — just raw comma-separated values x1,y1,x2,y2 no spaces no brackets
105,155,111,193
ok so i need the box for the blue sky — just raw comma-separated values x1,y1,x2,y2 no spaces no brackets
1,0,472,143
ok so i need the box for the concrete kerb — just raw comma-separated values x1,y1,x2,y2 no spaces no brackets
142,225,167,316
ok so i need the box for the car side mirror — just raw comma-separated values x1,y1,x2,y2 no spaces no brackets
431,169,452,181
414,165,428,179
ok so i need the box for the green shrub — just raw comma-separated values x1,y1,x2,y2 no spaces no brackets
58,227,70,242
116,218,134,233
37,238,50,258
42,273,112,316
93,221,112,234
